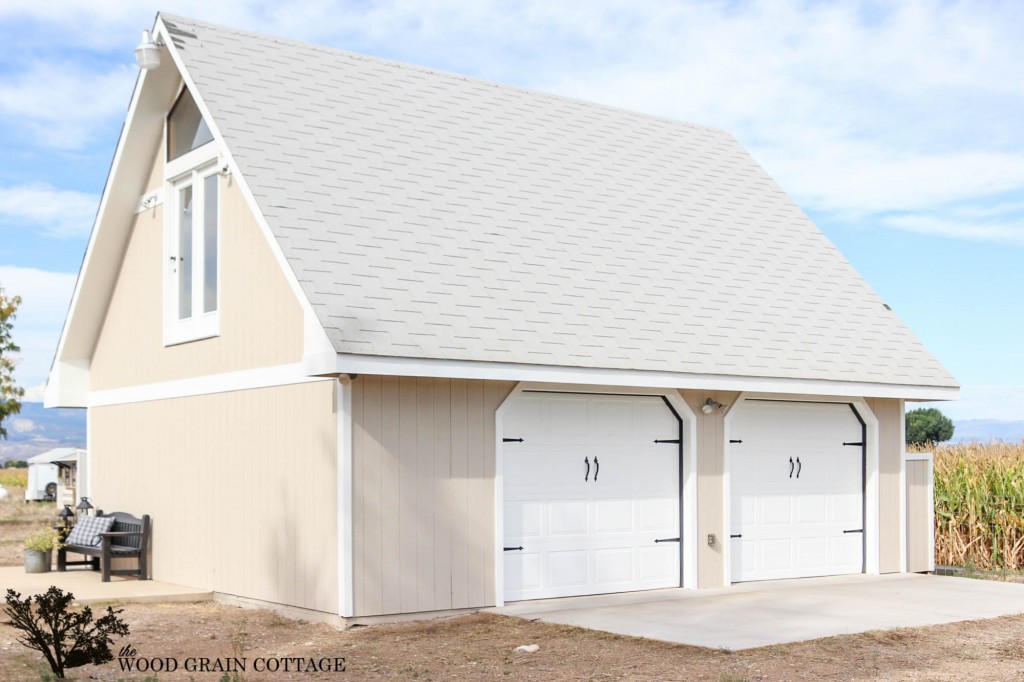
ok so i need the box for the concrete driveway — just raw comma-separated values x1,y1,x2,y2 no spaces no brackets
489,573,1024,650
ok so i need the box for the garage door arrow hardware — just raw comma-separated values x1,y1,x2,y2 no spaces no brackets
843,441,864,446
654,537,680,543
730,534,742,539
729,439,743,444
503,546,524,551
503,437,524,443
843,529,864,534
653,439,680,444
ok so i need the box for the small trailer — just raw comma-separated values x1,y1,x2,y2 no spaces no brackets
25,448,87,504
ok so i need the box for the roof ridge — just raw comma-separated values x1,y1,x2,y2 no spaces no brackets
157,11,729,139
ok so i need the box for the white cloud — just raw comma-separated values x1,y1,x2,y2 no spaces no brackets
0,184,98,239
920,385,1024,422
0,62,135,149
22,383,46,403
0,266,77,390
10,418,35,434
1,1,1022,250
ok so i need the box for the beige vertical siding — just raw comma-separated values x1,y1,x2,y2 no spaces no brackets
680,390,740,588
906,458,933,573
865,397,904,573
90,170,304,391
351,376,514,617
90,381,338,613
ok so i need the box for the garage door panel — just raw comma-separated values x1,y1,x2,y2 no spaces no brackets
548,501,588,536
830,535,863,569
760,495,792,525
639,498,677,532
594,548,633,584
505,501,542,537
503,393,681,602
549,551,589,586
830,495,861,525
639,546,679,581
796,537,827,569
730,400,864,583
797,495,827,524
760,539,793,570
594,499,632,533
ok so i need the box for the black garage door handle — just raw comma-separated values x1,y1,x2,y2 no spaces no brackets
594,457,599,481
789,457,794,478
796,457,802,478
584,456,590,482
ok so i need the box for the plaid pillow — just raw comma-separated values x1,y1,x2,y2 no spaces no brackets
65,515,115,547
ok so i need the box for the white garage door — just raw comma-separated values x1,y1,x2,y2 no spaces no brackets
502,392,681,602
730,400,864,583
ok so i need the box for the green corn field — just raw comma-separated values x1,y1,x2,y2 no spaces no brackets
924,440,1024,570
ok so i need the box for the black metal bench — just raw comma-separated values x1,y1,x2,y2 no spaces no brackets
57,511,151,582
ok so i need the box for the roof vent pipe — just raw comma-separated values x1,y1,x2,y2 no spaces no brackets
134,30,161,70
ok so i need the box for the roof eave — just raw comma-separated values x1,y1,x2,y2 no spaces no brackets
311,352,960,401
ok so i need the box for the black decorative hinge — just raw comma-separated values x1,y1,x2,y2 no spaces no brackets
654,537,680,543
503,546,524,551
843,529,864,534
503,438,524,443
730,534,743,539
843,442,864,446
729,439,743,444
653,439,680,444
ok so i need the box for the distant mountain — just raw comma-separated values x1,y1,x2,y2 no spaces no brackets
0,402,86,462
953,420,1024,443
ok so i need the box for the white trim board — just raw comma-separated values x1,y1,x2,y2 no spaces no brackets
492,382,699,608
88,363,329,407
326,353,959,402
336,378,354,618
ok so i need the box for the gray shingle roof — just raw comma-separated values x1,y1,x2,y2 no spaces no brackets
161,14,956,388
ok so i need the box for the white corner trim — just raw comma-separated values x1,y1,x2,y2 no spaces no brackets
88,363,328,407
336,379,354,618
898,399,907,574
493,382,698,606
330,354,960,402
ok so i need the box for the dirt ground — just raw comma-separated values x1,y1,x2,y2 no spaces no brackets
0,599,1022,681
0,487,58,567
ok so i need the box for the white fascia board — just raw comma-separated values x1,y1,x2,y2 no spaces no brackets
158,16,335,364
327,353,960,401
89,363,326,407
44,52,155,407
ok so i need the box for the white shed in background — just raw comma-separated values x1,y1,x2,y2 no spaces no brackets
25,448,88,506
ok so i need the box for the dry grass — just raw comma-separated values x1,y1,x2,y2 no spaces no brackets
918,440,1024,570
0,486,57,567
0,467,28,488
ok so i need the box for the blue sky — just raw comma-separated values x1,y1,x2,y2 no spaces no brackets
0,1,1021,427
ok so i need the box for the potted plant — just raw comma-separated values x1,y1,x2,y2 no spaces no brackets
24,527,60,574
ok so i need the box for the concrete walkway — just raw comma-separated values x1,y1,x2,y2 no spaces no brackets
490,573,1024,650
0,566,211,605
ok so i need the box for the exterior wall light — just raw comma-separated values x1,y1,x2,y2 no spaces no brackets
702,398,724,414
135,30,162,70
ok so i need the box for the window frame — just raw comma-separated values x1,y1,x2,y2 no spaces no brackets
163,150,222,347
